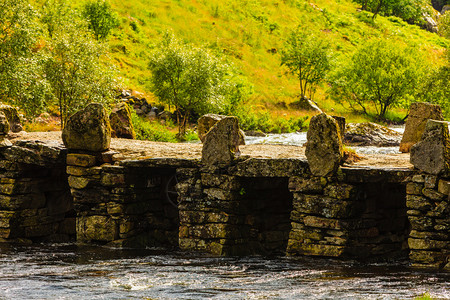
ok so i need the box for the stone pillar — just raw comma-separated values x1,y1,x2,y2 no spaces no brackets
178,168,247,255
201,116,242,166
305,113,343,177
406,174,450,269
407,119,450,269
0,141,74,243
400,102,443,153
63,103,117,244
410,120,450,175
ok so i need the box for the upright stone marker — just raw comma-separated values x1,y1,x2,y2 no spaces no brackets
306,113,343,177
62,103,111,152
410,120,450,175
109,102,136,139
198,113,245,145
202,116,241,166
400,102,443,153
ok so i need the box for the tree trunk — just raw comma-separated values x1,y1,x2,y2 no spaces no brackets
372,0,383,19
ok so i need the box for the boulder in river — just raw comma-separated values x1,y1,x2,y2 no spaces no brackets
202,116,241,166
306,113,343,177
62,103,111,152
410,120,450,175
400,102,443,153
344,122,402,146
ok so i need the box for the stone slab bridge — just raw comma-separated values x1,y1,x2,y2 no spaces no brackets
0,103,448,270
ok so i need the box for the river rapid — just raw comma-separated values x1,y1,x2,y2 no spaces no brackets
0,243,448,299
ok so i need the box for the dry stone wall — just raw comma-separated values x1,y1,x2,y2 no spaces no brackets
0,141,74,243
67,152,185,248
406,173,450,270
287,168,411,259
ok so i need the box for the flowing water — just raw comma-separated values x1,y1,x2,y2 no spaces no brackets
245,127,405,155
0,244,448,299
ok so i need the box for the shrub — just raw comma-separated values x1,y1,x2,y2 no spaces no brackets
82,0,119,40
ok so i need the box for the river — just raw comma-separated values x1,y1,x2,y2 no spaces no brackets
0,244,448,299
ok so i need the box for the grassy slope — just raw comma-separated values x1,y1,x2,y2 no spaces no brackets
104,0,447,122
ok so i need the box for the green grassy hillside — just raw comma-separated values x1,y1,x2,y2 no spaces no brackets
103,0,448,122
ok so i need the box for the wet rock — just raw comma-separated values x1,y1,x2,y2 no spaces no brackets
410,120,450,175
62,103,111,152
344,122,402,146
109,102,136,139
0,112,12,148
400,102,444,153
0,111,10,135
305,113,343,177
332,116,346,142
245,130,267,137
198,114,245,145
0,104,22,133
201,116,241,166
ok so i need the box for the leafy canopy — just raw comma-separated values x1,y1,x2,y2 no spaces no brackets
149,33,236,138
281,28,331,101
82,0,119,40
0,0,50,116
329,39,425,118
43,0,117,126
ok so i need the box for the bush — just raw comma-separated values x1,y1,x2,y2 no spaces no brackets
234,107,308,133
131,112,178,142
82,0,119,40
329,39,425,119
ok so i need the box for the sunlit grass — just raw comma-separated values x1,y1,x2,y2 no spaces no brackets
69,0,449,123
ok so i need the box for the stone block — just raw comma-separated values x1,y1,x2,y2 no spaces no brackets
438,180,450,195
101,173,126,187
201,174,241,190
305,113,343,177
62,103,111,152
288,176,327,193
76,215,118,242
109,102,136,139
68,176,92,190
324,183,356,200
408,238,449,250
66,166,101,176
422,188,445,201
293,194,358,218
66,154,97,167
287,242,345,257
400,102,444,153
409,250,446,264
406,195,432,211
410,120,450,175
201,116,242,165
408,216,434,231
303,216,343,230
406,182,423,195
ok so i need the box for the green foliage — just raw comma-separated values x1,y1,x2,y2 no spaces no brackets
149,33,239,137
439,12,450,39
130,111,178,142
0,0,50,116
354,0,430,25
43,0,117,126
82,0,119,40
329,39,425,118
419,49,450,117
281,28,331,100
234,106,308,133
